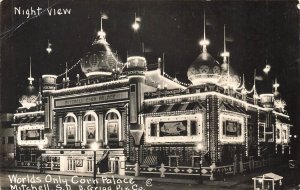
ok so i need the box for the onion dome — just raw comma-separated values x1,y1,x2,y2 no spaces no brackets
19,61,38,109
80,17,122,79
187,52,221,85
187,11,221,86
218,63,240,89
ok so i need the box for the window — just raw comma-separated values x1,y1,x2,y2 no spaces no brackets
67,125,76,140
105,110,121,144
67,158,76,171
282,130,287,140
31,154,37,163
8,136,14,144
130,84,136,92
146,114,203,143
150,123,157,136
265,133,273,142
2,137,5,144
159,121,187,137
84,113,97,141
21,130,43,140
276,128,280,140
190,121,197,136
258,123,265,141
64,114,77,143
222,121,242,137
264,124,274,142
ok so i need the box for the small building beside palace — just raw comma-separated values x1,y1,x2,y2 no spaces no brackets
0,113,14,168
13,16,292,178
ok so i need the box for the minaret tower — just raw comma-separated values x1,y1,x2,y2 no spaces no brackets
127,13,146,177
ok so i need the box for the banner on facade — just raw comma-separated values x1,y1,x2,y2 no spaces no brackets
55,91,128,107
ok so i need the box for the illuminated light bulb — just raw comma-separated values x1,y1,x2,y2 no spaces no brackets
273,82,279,89
195,143,204,152
97,30,106,38
46,47,52,54
135,17,141,22
263,65,271,74
254,94,260,99
221,51,230,57
132,13,141,31
132,21,140,31
38,144,44,150
46,40,52,54
298,2,300,10
199,39,210,46
241,89,247,95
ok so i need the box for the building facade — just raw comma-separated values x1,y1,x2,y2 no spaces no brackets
13,16,292,178
0,113,14,168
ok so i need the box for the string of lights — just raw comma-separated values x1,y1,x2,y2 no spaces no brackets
163,72,190,87
57,59,81,77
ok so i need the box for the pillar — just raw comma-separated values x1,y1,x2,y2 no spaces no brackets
98,113,104,147
208,95,218,165
77,114,83,144
58,116,63,143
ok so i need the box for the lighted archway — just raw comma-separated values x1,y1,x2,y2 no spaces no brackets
83,111,98,145
63,113,77,145
104,109,121,145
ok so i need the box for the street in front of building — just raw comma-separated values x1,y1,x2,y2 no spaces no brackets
1,164,299,190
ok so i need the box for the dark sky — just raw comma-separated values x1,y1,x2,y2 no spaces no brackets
1,0,299,133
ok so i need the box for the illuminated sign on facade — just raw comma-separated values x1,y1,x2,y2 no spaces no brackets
54,91,128,107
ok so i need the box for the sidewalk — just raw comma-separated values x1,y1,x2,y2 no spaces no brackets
1,166,284,188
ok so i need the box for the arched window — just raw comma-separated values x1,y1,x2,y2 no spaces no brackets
64,113,77,144
83,111,98,145
105,109,121,145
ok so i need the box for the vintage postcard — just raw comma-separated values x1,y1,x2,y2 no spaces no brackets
0,0,299,190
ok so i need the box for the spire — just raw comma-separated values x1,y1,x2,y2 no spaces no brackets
242,74,245,88
28,56,34,85
132,12,141,32
221,25,230,64
94,14,108,45
128,13,144,58
273,78,279,91
162,52,165,75
126,12,146,72
46,40,52,54
65,62,68,79
253,69,259,100
253,69,256,87
199,9,209,53
273,77,280,97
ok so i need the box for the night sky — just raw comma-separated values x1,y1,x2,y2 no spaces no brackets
1,0,299,135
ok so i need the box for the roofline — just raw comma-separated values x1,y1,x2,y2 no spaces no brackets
14,111,45,118
144,91,288,115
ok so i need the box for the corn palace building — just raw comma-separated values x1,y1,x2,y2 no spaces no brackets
12,16,292,179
